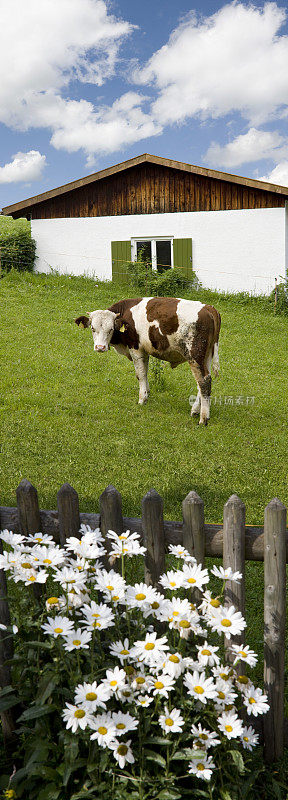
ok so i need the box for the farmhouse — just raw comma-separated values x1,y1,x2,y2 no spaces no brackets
2,153,288,293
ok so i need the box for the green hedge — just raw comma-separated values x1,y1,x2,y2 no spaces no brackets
126,255,201,296
0,227,36,273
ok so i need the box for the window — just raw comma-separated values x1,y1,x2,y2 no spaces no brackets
131,237,173,272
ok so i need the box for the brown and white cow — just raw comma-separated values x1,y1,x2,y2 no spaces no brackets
75,297,221,425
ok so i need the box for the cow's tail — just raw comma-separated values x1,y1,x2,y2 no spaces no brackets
212,309,221,377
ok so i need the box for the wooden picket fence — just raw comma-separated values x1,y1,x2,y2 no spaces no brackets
0,479,287,763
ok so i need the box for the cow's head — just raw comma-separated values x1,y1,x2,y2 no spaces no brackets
75,309,124,352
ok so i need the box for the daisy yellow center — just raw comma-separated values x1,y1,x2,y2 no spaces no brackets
136,676,145,684
240,651,247,657
117,744,128,756
120,649,129,655
110,680,117,686
35,537,42,542
238,675,249,684
47,597,59,605
210,598,220,608
68,579,76,584
22,562,33,569
28,576,36,582
172,611,179,616
106,585,114,590
220,673,229,681
190,603,196,610
145,642,155,650
112,595,119,601
122,691,131,697
187,577,196,584
170,581,176,587
194,685,204,694
225,725,233,732
54,627,63,634
92,613,100,618
169,655,180,663
98,726,107,735
154,681,164,689
201,649,211,656
249,697,256,704
197,763,205,771
218,691,226,699
135,593,146,601
116,723,126,730
221,618,232,627
179,619,190,629
199,733,208,740
243,736,249,742
93,622,101,628
86,692,97,701
73,639,81,646
165,717,174,727
151,601,159,609
74,709,85,719
43,558,52,564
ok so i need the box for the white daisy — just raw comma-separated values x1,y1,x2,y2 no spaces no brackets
109,638,131,664
159,569,184,591
168,544,196,562
159,706,184,733
211,565,242,583
13,566,48,585
53,566,87,594
131,630,169,666
26,533,54,545
62,703,94,733
126,583,159,610
188,754,215,781
45,595,64,612
199,591,222,616
207,605,246,639
94,569,126,602
1,530,26,547
102,666,127,695
148,673,175,698
81,602,115,631
183,671,217,705
217,711,244,739
90,714,117,747
63,628,92,651
111,711,138,735
242,686,269,716
181,562,209,590
196,641,220,667
230,643,258,667
136,694,153,708
32,545,66,568
214,679,237,709
241,725,259,750
42,615,74,638
74,681,110,710
162,652,185,679
141,592,169,621
111,739,135,769
191,723,220,748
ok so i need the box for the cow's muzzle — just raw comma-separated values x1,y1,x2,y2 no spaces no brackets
94,345,107,352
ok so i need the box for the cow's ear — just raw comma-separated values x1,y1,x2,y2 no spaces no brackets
75,315,91,329
114,316,127,333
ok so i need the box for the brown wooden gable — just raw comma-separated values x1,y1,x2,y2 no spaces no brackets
6,161,286,220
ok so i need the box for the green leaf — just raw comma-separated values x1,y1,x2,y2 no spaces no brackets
144,736,172,746
27,640,53,650
228,749,245,775
171,747,203,761
17,703,57,721
0,694,19,711
36,675,57,705
145,749,166,768
220,791,233,800
0,684,14,697
157,791,181,800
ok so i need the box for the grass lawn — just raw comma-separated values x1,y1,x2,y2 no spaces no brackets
1,269,288,695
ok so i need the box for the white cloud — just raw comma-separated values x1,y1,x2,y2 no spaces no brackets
259,161,288,186
0,151,46,184
205,128,288,168
135,2,288,127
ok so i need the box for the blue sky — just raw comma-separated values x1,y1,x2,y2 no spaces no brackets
1,0,288,210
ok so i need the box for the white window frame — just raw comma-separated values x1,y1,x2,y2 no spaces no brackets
131,237,174,271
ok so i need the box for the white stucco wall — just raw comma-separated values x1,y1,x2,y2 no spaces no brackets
32,206,286,294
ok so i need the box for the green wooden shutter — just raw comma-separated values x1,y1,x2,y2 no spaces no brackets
173,238,192,278
111,241,131,283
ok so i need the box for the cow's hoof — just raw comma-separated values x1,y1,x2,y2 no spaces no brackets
199,417,209,426
191,406,200,416
138,396,148,405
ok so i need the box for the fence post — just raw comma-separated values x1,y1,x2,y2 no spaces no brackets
0,539,15,746
263,498,286,762
57,483,80,546
16,479,42,600
223,495,246,664
182,491,205,564
99,485,123,561
142,489,165,588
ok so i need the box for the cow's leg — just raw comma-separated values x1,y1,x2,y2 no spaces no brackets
130,350,150,405
189,357,212,425
191,384,201,416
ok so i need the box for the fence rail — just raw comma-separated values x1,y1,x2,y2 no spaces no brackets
0,479,287,763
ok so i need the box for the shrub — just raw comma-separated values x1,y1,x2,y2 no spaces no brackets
0,229,36,274
269,279,288,315
0,526,271,800
126,255,201,296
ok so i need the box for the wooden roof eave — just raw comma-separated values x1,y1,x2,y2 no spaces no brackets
2,152,288,216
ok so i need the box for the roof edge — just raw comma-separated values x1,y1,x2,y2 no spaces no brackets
2,152,288,215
